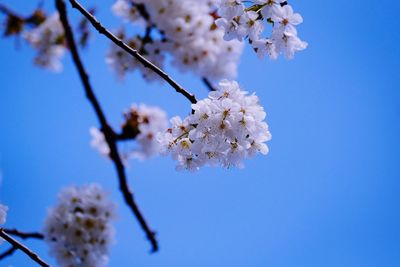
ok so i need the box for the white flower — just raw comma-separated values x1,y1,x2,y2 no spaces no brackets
159,79,272,171
44,184,116,267
112,0,144,25
127,104,168,160
273,30,308,59
218,0,245,20
24,12,66,72
0,204,7,225
107,35,166,82
271,5,303,35
215,0,307,60
238,11,264,41
90,128,110,157
112,0,244,80
90,104,168,161
215,18,242,41
252,38,278,59
258,0,286,19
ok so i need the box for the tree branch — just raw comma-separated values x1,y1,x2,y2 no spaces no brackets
67,0,197,104
55,0,158,252
3,229,44,240
0,229,51,267
202,77,217,91
0,246,17,260
0,3,21,18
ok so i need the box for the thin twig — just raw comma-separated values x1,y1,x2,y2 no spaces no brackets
202,77,217,91
0,229,51,267
3,229,44,240
68,0,197,104
0,246,17,260
128,2,210,93
56,0,158,252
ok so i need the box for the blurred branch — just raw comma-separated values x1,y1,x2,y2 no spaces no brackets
0,246,17,260
56,0,158,252
67,0,198,104
0,4,23,18
202,77,217,91
0,228,50,267
0,3,46,37
3,228,44,240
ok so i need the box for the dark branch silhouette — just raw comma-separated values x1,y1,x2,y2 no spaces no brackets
0,229,51,267
3,229,44,240
0,246,17,260
67,0,197,104
0,229,43,261
55,0,158,252
202,77,217,91
0,4,18,17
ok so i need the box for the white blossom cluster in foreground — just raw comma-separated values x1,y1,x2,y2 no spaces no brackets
158,80,272,171
109,0,244,81
216,0,307,59
0,203,7,225
90,104,168,161
24,12,66,72
44,184,116,267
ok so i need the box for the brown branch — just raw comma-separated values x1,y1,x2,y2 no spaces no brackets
67,0,197,104
55,0,158,252
3,229,44,240
0,229,51,267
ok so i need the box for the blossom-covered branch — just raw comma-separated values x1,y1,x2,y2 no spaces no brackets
67,0,198,104
55,0,158,252
0,229,50,267
216,0,307,59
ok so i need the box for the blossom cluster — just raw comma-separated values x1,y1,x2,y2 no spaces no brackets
158,80,272,171
216,0,307,59
109,0,243,81
43,184,116,267
24,13,66,71
90,104,168,161
106,34,165,81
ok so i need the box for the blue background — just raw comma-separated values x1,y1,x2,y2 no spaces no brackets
1,0,399,266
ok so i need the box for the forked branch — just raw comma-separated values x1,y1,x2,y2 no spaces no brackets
68,0,198,104
55,0,158,252
0,228,50,267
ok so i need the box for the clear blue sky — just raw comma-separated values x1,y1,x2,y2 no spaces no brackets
1,0,399,266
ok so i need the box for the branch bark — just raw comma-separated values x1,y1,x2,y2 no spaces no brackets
67,0,197,104
56,0,158,252
0,228,51,267
3,229,44,240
